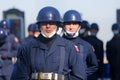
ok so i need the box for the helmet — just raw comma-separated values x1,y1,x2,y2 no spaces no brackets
111,23,120,31
28,23,36,32
90,23,99,30
36,6,61,23
28,23,40,32
63,10,82,23
0,19,11,29
0,28,7,43
81,20,90,29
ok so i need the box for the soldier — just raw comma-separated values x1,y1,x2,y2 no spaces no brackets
0,28,7,80
87,23,104,80
0,19,20,80
27,23,36,37
62,10,98,80
56,23,64,37
0,19,20,57
20,23,40,45
106,23,120,80
0,19,19,43
27,23,40,38
33,24,40,38
10,6,86,80
0,19,20,49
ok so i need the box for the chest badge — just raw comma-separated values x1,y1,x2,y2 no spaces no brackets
74,45,79,52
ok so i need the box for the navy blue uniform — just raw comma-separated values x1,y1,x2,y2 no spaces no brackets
106,35,120,80
11,34,86,80
86,35,104,80
63,35,98,79
20,35,35,45
78,37,98,76
0,34,20,80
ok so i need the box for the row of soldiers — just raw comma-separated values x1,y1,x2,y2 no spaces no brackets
0,19,41,80
0,6,120,80
78,20,120,80
0,19,20,80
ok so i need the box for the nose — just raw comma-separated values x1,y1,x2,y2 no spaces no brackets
46,24,50,28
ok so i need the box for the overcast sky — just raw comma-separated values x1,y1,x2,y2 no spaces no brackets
0,0,120,47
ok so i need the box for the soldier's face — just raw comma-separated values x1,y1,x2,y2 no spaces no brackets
90,29,98,33
39,22,57,37
64,22,80,33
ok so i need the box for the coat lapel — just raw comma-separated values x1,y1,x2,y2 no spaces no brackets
47,35,65,56
34,35,65,57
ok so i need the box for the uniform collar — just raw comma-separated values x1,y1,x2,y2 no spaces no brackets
36,35,65,49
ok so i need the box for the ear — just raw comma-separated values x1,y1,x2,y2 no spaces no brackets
79,25,81,29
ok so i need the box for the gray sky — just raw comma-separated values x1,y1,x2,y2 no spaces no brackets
0,0,120,47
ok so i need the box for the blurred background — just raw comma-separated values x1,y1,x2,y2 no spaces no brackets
0,0,120,44
0,0,120,79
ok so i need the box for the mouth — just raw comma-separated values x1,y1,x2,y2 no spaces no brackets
46,30,52,33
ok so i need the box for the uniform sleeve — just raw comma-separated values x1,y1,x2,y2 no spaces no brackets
86,44,98,76
10,45,31,80
68,44,86,80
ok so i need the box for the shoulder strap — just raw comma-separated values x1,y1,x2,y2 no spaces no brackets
30,47,37,72
30,46,39,80
58,46,65,80
30,40,39,73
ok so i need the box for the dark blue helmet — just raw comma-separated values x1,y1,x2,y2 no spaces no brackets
28,24,35,32
0,19,11,29
111,23,120,31
90,23,99,30
28,23,40,32
0,28,7,43
63,10,82,23
81,20,90,29
36,6,61,23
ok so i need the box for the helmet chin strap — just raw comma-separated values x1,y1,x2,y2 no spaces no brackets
41,28,57,38
65,27,80,38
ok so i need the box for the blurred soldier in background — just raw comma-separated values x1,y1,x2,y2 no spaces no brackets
0,28,7,80
11,6,86,80
33,23,40,38
62,10,98,80
27,23,36,37
79,20,90,41
56,23,64,37
106,23,120,80
0,19,20,80
20,23,40,44
0,19,19,43
87,23,104,80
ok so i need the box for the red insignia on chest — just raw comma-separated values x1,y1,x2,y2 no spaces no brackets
74,45,79,52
